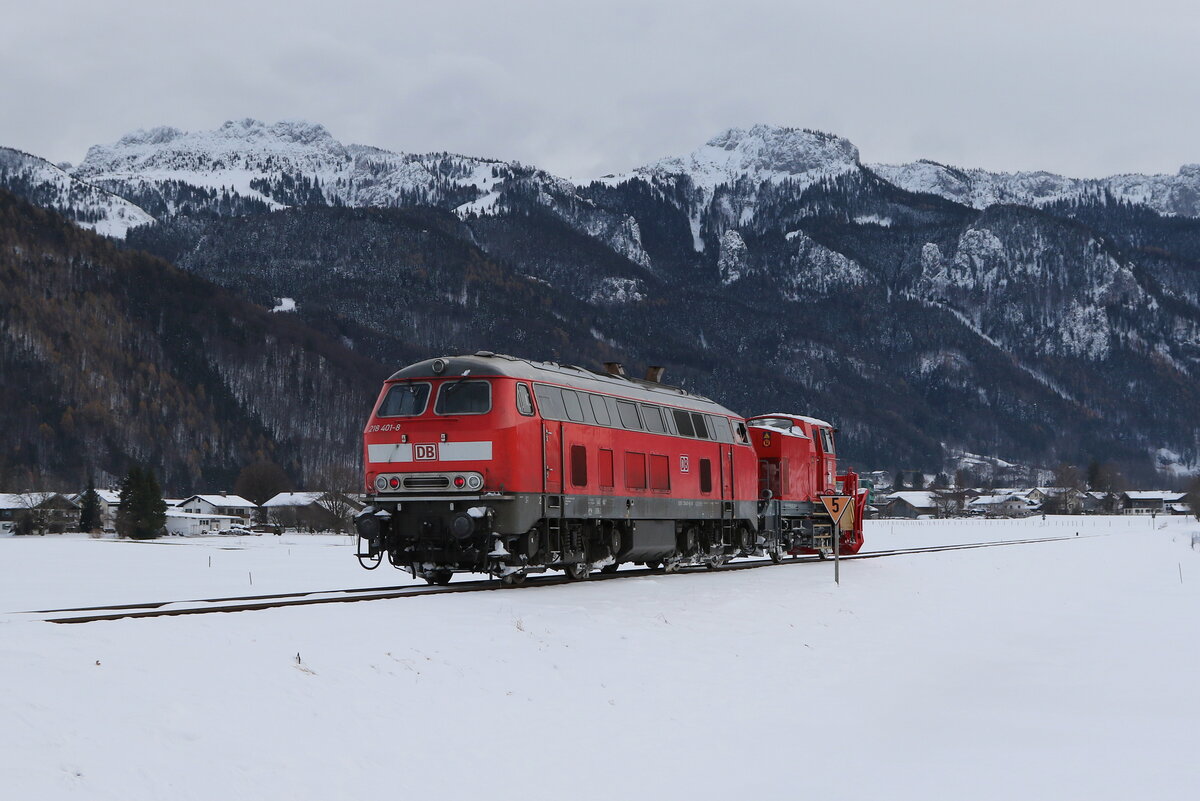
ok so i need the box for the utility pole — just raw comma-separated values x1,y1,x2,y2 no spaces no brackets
834,521,841,585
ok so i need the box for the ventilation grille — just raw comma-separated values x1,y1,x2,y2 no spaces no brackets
403,475,450,490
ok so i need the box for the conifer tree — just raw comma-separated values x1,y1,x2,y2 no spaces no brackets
116,464,167,539
892,469,906,491
78,476,101,532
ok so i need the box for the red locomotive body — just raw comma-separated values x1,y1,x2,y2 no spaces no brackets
747,414,865,555
356,353,761,584
354,353,863,583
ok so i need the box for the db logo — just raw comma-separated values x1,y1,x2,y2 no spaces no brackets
679,455,690,473
414,443,438,461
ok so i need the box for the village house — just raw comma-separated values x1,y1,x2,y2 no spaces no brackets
262,491,364,532
0,493,81,534
163,510,242,536
1121,491,1186,515
883,491,938,518
968,493,1038,518
176,493,257,526
69,488,122,531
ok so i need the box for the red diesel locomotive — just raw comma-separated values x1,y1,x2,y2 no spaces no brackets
354,352,865,585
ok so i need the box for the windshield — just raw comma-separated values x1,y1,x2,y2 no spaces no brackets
377,382,431,417
435,379,492,415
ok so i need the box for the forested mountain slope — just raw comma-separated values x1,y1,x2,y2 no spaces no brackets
0,189,383,491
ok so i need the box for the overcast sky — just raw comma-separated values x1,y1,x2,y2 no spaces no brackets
4,0,1199,180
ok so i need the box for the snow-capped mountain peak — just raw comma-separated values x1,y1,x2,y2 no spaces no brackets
621,124,860,192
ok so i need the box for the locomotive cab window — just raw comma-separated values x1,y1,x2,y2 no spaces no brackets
672,408,695,437
733,421,749,444
821,428,835,453
691,412,710,439
435,380,491,415
377,381,431,417
515,383,534,416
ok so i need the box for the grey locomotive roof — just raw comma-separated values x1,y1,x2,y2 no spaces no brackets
388,352,740,417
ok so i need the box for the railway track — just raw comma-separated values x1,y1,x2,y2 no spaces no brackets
21,534,1080,624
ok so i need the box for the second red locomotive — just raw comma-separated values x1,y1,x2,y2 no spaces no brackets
354,352,864,584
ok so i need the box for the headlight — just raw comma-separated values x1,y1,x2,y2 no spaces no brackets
466,474,483,490
375,476,388,491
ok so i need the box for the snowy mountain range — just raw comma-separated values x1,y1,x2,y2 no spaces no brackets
4,119,1200,483
0,147,153,237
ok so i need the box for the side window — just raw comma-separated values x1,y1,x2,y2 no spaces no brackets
823,429,836,453
625,452,647,489
672,408,695,437
699,459,713,493
599,448,614,488
515,383,534,416
570,444,588,487
649,454,670,491
589,394,611,425
561,390,585,422
533,384,565,420
691,412,710,439
641,404,666,433
708,414,733,443
733,421,749,444
617,401,642,430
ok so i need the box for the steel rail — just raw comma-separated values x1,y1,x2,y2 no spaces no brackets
28,534,1081,624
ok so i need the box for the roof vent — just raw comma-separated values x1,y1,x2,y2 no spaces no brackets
603,362,626,377
644,366,665,383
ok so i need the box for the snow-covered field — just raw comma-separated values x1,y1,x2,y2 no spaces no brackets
2,515,1197,800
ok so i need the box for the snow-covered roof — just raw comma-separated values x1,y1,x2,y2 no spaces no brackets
0,492,77,509
177,494,257,508
751,413,834,428
888,491,937,509
262,492,326,508
969,494,1038,508
1123,491,1185,502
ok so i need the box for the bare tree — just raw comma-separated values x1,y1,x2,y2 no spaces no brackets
314,462,360,534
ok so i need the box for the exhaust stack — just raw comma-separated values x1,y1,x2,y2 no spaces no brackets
644,366,665,383
604,362,626,377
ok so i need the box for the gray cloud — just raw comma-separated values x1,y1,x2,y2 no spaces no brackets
3,0,1199,179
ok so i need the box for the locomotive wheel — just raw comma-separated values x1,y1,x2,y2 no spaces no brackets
522,529,541,559
644,560,663,571
565,561,591,581
769,548,784,564
500,571,526,587
607,525,623,556
705,555,726,570
737,527,753,553
600,562,619,574
682,526,699,555
425,569,453,586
